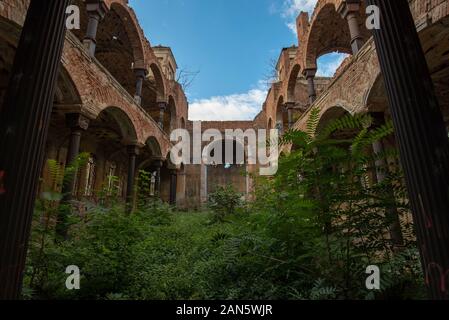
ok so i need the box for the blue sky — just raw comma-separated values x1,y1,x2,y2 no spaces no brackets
129,0,345,120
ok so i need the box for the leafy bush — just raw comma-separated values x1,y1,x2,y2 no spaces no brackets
24,110,426,300
208,185,243,222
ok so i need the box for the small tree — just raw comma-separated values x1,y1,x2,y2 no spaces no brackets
208,185,243,223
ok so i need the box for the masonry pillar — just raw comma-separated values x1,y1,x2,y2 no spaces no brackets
152,159,164,197
284,102,296,129
0,0,71,299
63,114,90,196
367,0,449,299
169,170,178,206
134,68,146,105
200,163,208,204
371,112,404,248
55,113,90,239
338,0,364,55
158,101,167,129
304,69,317,104
176,167,186,207
126,145,139,210
83,0,108,57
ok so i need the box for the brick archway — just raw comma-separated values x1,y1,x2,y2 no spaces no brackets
287,63,302,103
303,0,352,70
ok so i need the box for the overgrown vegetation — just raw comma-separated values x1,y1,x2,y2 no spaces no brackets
24,109,426,300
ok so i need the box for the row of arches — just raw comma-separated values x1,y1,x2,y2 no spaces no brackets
268,0,371,132
70,0,185,136
0,3,188,208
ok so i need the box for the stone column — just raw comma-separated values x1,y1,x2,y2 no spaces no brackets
63,113,90,195
55,113,90,239
304,69,317,104
158,101,167,129
284,102,296,129
126,145,139,210
176,167,186,207
368,0,449,299
338,0,364,54
134,68,146,105
200,163,208,204
83,1,108,57
371,112,404,248
0,0,71,300
169,170,178,206
152,159,164,197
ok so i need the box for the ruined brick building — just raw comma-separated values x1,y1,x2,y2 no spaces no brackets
0,0,448,209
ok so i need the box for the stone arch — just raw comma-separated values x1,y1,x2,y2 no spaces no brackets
54,66,82,105
287,63,302,103
94,106,138,143
145,136,162,158
79,1,146,97
364,73,389,114
316,105,352,135
71,0,146,70
303,1,353,70
180,117,186,129
109,2,146,69
165,95,177,133
149,62,166,102
275,96,288,133
140,62,167,121
268,118,273,130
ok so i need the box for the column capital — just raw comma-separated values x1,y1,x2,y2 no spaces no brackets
303,68,317,79
65,113,90,131
158,101,168,110
86,0,108,19
134,68,147,79
283,101,296,111
337,0,361,19
151,157,165,168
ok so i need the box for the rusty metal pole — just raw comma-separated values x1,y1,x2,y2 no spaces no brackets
0,0,71,299
368,0,449,299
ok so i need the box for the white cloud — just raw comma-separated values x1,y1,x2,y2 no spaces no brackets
282,0,317,17
189,84,267,121
281,0,318,35
317,53,349,77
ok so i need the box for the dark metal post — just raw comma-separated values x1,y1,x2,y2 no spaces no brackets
368,0,449,299
0,0,71,299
